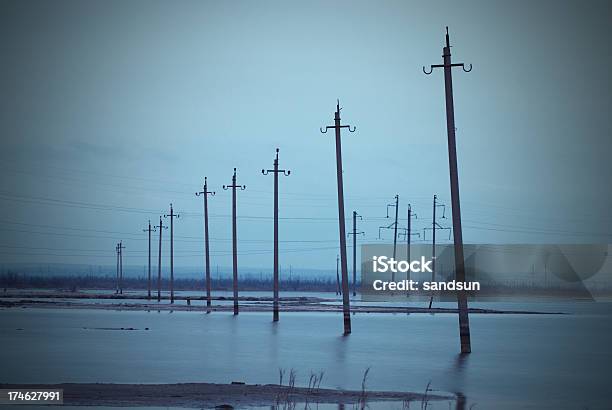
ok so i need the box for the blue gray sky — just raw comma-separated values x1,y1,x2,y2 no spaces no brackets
0,0,610,273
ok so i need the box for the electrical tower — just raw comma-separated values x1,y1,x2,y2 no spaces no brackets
320,100,356,335
347,211,364,297
164,204,180,304
154,216,167,302
196,177,215,313
223,168,246,315
423,27,473,353
262,148,291,322
143,220,156,300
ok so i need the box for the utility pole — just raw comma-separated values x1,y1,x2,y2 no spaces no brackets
423,195,449,309
399,204,420,296
154,216,167,302
262,148,291,322
164,204,180,304
223,168,246,315
143,221,156,300
423,27,473,353
335,254,341,296
115,243,120,294
347,211,363,297
118,241,125,294
196,178,215,313
387,195,399,281
320,100,355,335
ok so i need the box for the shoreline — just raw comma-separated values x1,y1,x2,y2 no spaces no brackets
0,382,454,408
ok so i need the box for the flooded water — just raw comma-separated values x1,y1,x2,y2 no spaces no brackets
1,297,611,409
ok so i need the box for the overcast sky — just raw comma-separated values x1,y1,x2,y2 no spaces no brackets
0,0,610,273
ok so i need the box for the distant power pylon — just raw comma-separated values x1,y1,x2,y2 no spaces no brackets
154,216,168,302
423,27,473,353
196,177,215,313
143,220,156,300
347,211,364,297
223,168,246,315
118,241,125,294
423,195,450,309
262,148,291,322
320,100,355,335
164,204,180,304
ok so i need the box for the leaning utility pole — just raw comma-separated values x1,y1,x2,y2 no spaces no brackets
154,216,167,302
423,27,473,353
347,211,363,297
262,148,291,322
164,204,180,304
223,168,246,315
424,195,449,309
196,178,215,312
320,100,355,335
118,241,125,294
143,220,156,300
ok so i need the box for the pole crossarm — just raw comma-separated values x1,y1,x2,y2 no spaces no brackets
320,100,356,134
423,28,473,75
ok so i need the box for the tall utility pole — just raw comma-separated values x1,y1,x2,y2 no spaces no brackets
143,220,156,300
223,168,246,315
118,241,125,294
320,100,355,335
335,254,341,296
115,243,120,294
196,178,215,313
164,204,180,304
423,195,449,309
386,195,400,281
399,204,420,294
154,216,167,302
347,211,363,297
423,27,473,353
262,148,291,322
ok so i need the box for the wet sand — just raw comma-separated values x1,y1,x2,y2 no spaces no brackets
0,382,452,408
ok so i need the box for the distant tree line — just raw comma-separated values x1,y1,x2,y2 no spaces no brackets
0,271,343,292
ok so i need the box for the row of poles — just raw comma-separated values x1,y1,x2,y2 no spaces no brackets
115,28,472,353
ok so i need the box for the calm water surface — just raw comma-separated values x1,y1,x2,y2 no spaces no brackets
1,298,611,409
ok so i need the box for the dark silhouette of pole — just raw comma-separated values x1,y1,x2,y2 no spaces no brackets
335,254,341,296
386,195,400,281
423,195,449,308
118,241,125,294
223,168,246,315
262,148,290,322
399,204,419,296
196,178,215,313
320,100,356,335
143,220,156,300
164,204,180,304
423,27,473,353
347,211,363,297
115,243,120,294
154,216,167,302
